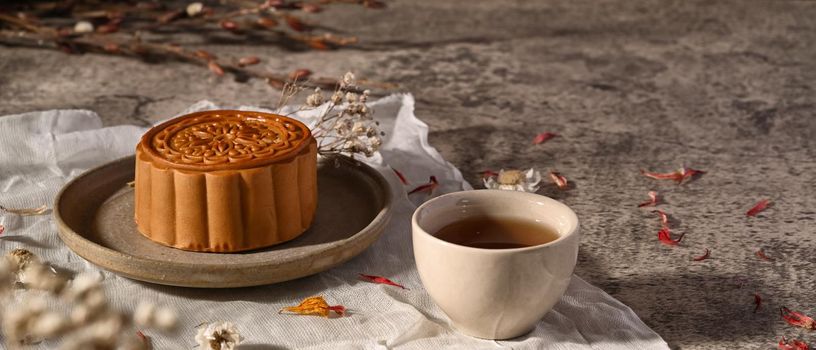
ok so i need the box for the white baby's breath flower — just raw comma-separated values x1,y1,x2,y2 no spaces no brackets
73,21,94,33
341,72,355,86
31,311,68,338
330,90,343,105
345,92,358,103
134,301,177,331
484,168,542,193
2,297,48,345
186,2,204,17
196,321,242,350
20,261,65,293
305,87,324,107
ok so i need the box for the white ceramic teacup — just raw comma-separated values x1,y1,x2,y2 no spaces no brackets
412,189,580,340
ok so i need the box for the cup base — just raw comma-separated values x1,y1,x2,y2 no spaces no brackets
450,322,535,340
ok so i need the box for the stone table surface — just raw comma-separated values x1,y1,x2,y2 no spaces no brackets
2,0,815,349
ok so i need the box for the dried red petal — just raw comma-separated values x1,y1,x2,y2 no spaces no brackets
238,56,260,67
301,3,322,13
194,50,216,60
408,176,438,195
220,20,239,31
256,17,278,28
480,170,499,179
549,171,568,190
781,307,816,330
391,167,408,185
532,132,558,145
207,61,224,76
779,337,810,350
96,23,119,34
692,248,710,261
286,16,308,32
746,199,770,217
0,224,4,235
136,330,147,342
641,167,705,184
359,274,408,289
363,0,387,8
754,293,762,313
657,227,684,246
756,249,774,261
653,210,669,228
638,191,659,207
157,10,184,24
288,68,312,81
103,43,120,53
327,305,346,316
307,38,331,50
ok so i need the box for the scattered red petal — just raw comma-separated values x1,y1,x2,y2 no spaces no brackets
754,293,762,313
103,43,120,53
288,68,312,81
194,50,216,61
781,307,816,330
220,20,239,31
638,191,659,207
641,167,705,184
657,227,684,246
746,199,770,217
238,56,260,67
408,176,438,195
359,274,408,289
136,330,146,342
301,3,322,12
779,336,810,350
207,61,225,76
692,248,710,261
391,167,408,185
96,23,119,34
0,224,4,235
756,249,774,261
653,210,669,227
532,132,558,145
480,170,499,179
328,305,346,316
286,15,308,32
307,38,331,50
157,9,184,24
256,17,279,28
549,171,568,190
363,0,387,8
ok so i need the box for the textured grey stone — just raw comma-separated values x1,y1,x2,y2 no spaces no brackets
2,0,815,348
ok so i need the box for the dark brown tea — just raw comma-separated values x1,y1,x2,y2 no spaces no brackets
433,216,559,249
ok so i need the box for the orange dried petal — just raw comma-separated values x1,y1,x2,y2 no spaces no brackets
280,296,345,317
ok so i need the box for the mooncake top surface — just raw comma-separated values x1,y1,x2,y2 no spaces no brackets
140,110,313,171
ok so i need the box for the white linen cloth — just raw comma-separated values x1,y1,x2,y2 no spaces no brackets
0,94,669,349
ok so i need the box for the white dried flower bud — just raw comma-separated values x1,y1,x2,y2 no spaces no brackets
345,92,358,103
133,302,155,327
20,262,65,293
7,248,36,272
186,2,204,17
305,87,324,107
330,91,343,104
31,312,67,338
484,168,542,193
67,272,102,300
196,322,242,350
70,305,92,325
342,72,355,86
154,308,178,331
87,314,123,344
74,21,94,33
83,289,108,311
351,122,365,134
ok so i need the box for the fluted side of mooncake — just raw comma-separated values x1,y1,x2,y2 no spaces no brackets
134,139,317,252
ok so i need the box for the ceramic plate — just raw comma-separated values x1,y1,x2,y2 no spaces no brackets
54,155,393,288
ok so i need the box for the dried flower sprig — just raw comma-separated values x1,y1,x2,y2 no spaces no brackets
195,322,242,350
484,168,542,193
0,249,176,349
0,2,386,90
285,72,384,158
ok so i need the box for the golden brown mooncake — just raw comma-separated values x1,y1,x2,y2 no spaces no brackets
134,110,317,253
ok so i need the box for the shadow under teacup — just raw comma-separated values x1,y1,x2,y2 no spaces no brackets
412,189,580,340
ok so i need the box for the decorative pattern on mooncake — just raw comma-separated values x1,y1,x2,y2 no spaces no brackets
134,110,317,253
